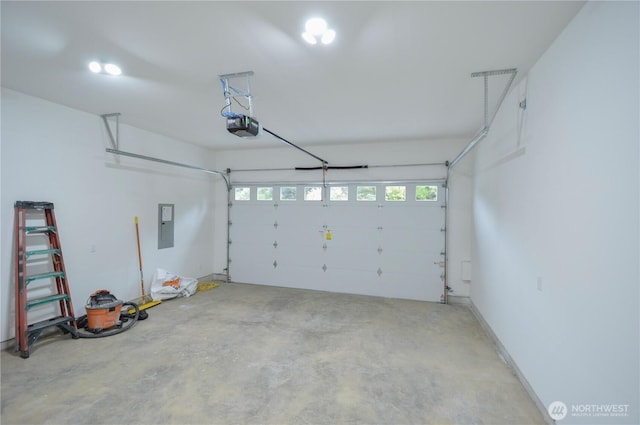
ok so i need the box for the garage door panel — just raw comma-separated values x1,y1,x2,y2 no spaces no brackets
230,182,445,302
327,204,381,227
232,204,275,225
381,232,443,253
230,259,275,284
316,268,381,295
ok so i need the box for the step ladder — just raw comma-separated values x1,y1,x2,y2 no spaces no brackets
14,201,77,358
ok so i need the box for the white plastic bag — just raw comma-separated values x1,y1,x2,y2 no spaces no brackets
150,268,198,301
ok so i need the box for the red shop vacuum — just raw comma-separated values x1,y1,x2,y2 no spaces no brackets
76,290,142,338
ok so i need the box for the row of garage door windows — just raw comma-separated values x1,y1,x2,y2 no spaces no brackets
233,185,439,202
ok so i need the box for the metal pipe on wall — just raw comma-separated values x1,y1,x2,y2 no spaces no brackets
448,128,489,170
226,169,231,283
443,181,449,304
105,148,230,190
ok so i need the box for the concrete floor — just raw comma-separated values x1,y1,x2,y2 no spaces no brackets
1,282,544,425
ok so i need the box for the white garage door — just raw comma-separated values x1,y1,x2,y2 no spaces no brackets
229,182,445,302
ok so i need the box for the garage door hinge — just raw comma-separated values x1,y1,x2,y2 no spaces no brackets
441,204,447,209
273,241,278,248
322,264,327,272
273,260,278,268
274,221,278,229
377,267,383,277
323,243,327,251
440,227,445,232
229,220,233,226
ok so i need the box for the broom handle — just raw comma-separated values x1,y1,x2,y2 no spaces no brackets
134,216,145,297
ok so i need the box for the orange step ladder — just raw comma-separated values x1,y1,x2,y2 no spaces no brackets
14,201,77,358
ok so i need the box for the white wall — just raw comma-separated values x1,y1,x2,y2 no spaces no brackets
1,88,218,343
469,2,639,423
212,137,473,297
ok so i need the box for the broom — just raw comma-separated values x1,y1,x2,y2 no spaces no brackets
131,216,161,311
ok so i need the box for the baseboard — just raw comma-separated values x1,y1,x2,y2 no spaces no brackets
469,300,554,425
198,273,228,283
447,295,471,305
1,339,13,351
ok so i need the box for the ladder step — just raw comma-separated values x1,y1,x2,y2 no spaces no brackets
15,201,55,210
26,294,69,310
27,316,75,333
26,249,61,258
25,271,65,284
25,226,57,234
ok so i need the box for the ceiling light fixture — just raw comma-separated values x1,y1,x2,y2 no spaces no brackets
302,17,336,45
103,63,122,76
88,61,122,76
88,61,102,73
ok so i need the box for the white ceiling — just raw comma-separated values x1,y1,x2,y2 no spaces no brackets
1,1,584,150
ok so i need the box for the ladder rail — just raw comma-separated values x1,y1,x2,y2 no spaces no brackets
14,207,28,355
45,208,76,321
13,201,78,358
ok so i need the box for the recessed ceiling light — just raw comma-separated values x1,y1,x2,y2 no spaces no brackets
88,61,102,73
321,29,336,45
302,32,317,45
302,17,336,45
104,63,122,76
305,18,327,36
88,61,122,76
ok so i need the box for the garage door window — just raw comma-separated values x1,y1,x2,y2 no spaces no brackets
357,186,376,201
304,187,323,201
235,187,250,201
330,186,348,201
385,186,406,201
416,185,438,201
280,187,297,201
257,187,273,201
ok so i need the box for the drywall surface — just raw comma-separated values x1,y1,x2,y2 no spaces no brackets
0,88,217,343
213,137,473,297
469,2,639,424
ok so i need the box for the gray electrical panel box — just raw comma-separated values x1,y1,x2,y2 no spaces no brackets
158,204,174,249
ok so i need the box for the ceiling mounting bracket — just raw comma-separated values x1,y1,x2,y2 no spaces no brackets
470,68,518,129
219,71,255,118
448,67,518,170
101,113,121,150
